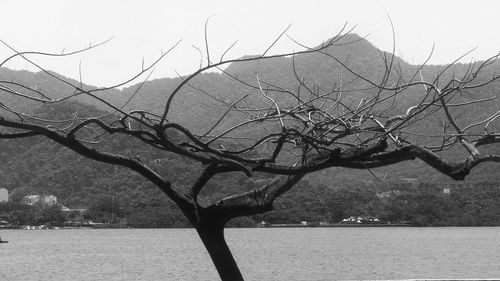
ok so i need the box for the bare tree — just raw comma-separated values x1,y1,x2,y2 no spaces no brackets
1,27,500,280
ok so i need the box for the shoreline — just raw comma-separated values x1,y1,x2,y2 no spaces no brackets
4,223,500,230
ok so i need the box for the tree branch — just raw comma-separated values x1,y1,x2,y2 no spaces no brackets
205,174,305,221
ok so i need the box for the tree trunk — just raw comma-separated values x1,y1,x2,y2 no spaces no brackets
196,221,244,281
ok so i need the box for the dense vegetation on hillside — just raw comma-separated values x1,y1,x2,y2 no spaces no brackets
0,101,499,227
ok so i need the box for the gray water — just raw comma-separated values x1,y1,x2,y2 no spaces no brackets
1,227,499,280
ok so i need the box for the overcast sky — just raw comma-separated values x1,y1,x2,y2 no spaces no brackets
1,0,499,87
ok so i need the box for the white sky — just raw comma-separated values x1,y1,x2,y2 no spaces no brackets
1,0,500,87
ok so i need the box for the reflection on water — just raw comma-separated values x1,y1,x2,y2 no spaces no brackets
1,227,499,280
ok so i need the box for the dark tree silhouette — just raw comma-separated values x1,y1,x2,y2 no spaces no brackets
1,27,500,280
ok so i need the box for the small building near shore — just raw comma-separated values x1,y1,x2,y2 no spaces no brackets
0,188,8,203
22,194,57,206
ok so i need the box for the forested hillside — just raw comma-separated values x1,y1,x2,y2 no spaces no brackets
1,34,500,227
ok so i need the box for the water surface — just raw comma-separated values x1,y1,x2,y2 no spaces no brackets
1,227,499,280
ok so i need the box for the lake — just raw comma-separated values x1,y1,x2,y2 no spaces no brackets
1,227,499,280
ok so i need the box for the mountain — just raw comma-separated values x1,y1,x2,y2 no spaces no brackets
4,34,498,134
1,33,500,206
115,34,500,136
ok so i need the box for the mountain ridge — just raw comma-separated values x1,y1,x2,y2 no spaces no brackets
1,33,499,185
